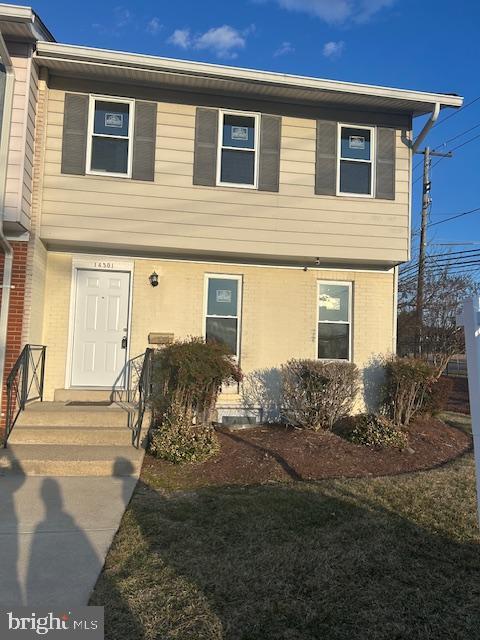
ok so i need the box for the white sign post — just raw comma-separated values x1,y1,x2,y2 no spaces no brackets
457,297,480,525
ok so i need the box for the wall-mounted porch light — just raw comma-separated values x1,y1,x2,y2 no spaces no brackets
149,271,159,287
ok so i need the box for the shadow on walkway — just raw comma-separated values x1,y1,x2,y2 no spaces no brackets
0,452,26,604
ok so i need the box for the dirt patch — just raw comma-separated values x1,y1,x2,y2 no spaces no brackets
142,416,472,489
445,376,470,415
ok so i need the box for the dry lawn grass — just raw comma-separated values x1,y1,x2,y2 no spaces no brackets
91,415,480,640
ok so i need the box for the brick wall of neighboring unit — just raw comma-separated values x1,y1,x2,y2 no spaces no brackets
0,241,28,426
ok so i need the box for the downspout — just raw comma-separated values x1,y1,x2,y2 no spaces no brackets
0,31,15,420
412,102,440,153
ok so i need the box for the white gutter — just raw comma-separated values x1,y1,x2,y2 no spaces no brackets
0,30,14,419
412,102,441,153
0,3,54,41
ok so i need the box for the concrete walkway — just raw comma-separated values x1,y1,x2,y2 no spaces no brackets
0,470,138,607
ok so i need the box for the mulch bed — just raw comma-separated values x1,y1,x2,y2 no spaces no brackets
142,416,472,488
445,376,470,414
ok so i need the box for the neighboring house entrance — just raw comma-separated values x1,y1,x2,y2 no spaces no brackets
70,269,131,388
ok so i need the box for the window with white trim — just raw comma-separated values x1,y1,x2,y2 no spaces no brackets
317,281,352,360
217,111,258,188
87,96,134,177
337,124,374,196
205,275,241,356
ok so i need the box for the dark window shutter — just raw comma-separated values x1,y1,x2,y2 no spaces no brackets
61,93,88,175
193,107,218,186
376,127,396,200
315,120,337,195
258,114,281,192
132,101,157,181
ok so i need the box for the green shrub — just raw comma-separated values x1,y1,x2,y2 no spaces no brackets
421,376,454,417
150,337,242,425
383,356,435,427
149,398,220,464
148,338,240,464
281,359,360,431
341,413,408,449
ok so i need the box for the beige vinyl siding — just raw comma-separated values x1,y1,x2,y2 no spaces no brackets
21,59,38,222
39,86,411,264
4,42,37,232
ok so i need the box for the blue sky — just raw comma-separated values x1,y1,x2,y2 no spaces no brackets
17,0,480,249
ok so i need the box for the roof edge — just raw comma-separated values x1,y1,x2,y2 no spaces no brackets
36,41,463,110
0,3,55,42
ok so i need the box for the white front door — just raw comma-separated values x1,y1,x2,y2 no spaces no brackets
71,269,131,388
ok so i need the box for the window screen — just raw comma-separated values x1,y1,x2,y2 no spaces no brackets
318,282,351,360
90,99,132,175
338,126,373,196
218,113,257,186
205,277,241,356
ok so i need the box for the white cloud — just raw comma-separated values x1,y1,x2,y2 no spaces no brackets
264,0,395,24
113,7,131,28
356,0,396,22
323,40,345,59
168,28,191,49
195,25,246,58
274,41,295,57
168,25,250,59
146,17,162,35
93,6,132,35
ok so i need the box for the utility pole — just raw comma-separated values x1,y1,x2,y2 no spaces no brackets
415,147,431,356
414,146,453,356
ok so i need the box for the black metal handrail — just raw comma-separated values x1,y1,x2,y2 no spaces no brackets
127,348,154,448
4,344,46,447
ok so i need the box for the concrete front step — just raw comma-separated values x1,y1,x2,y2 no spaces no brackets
17,402,130,428
9,426,133,446
54,388,115,403
0,444,144,477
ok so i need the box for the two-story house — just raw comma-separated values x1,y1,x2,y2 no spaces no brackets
1,13,462,420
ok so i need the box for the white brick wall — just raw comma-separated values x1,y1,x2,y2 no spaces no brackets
40,252,396,407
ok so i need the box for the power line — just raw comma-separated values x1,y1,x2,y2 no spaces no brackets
400,247,480,271
400,248,480,275
432,121,480,151
399,265,480,289
431,95,480,129
428,206,480,227
412,96,480,173
400,260,480,281
431,132,480,171
430,242,480,246
413,121,480,174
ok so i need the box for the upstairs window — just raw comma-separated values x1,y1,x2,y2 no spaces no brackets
87,96,134,177
217,111,259,188
204,275,242,357
337,124,374,196
317,281,352,361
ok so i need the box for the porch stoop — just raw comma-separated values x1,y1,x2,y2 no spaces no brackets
0,401,145,477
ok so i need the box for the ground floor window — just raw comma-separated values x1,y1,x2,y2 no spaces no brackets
204,275,242,356
317,281,352,360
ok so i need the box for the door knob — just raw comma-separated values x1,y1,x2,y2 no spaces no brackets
121,336,128,349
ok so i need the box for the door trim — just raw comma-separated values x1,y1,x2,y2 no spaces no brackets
65,256,135,390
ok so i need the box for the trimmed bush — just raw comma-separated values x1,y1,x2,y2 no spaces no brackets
281,359,360,431
150,337,242,425
341,413,408,449
149,397,220,464
383,356,435,427
421,376,454,417
148,338,241,463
